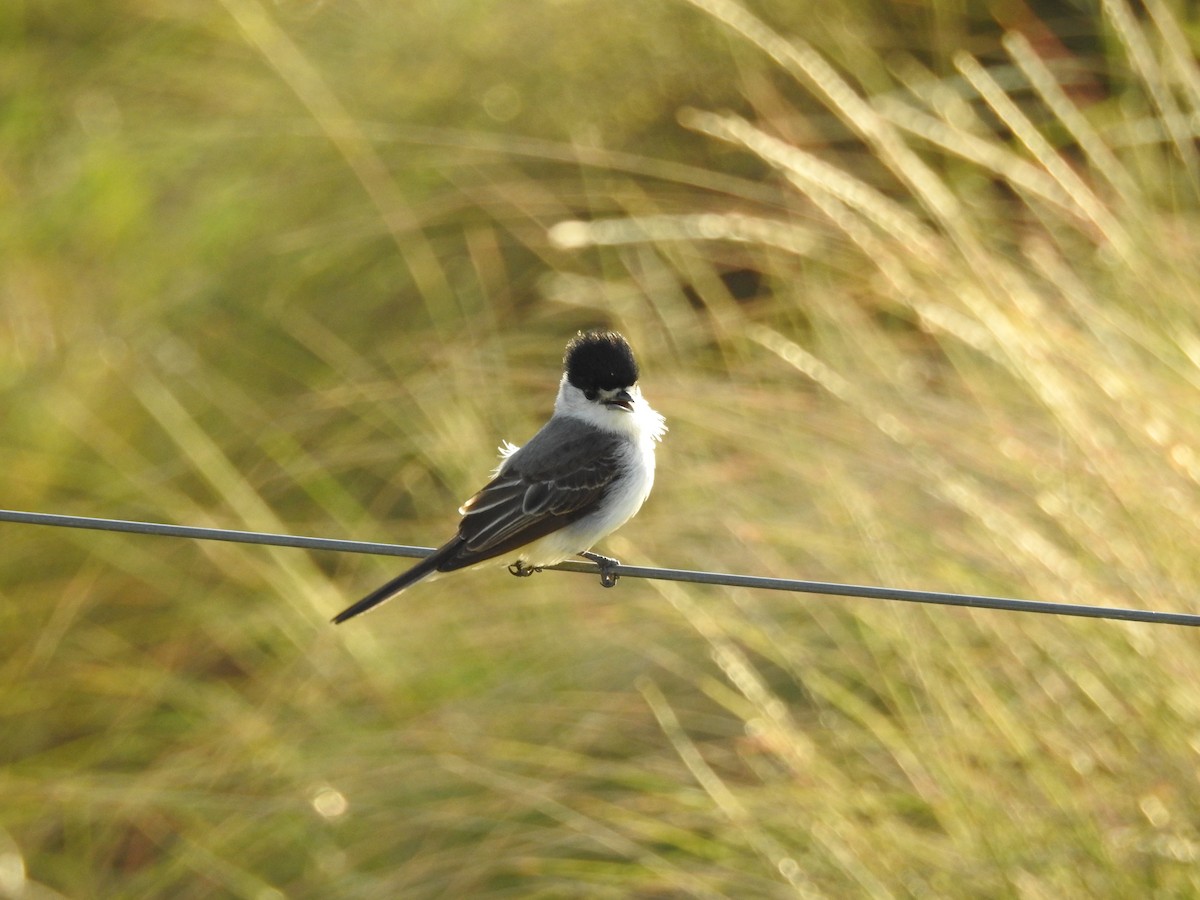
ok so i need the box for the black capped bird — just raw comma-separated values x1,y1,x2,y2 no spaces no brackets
333,330,666,623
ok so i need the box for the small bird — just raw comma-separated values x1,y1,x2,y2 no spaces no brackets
333,330,666,623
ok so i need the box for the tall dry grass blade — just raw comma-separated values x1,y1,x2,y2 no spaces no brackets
954,50,1132,256
679,111,1005,358
217,0,410,235
680,109,941,262
1142,0,1200,113
1101,0,1200,184
639,678,824,897
680,0,971,243
1002,31,1143,206
746,324,1114,599
438,754,719,895
647,571,818,771
549,212,819,258
132,373,336,619
217,0,454,323
874,94,1080,215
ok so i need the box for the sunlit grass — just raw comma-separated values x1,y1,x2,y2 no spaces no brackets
3,0,1200,896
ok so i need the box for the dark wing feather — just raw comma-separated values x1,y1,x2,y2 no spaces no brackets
434,422,625,572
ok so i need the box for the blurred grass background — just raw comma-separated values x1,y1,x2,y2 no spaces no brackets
4,0,1200,896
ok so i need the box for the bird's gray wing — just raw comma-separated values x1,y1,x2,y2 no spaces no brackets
435,418,626,571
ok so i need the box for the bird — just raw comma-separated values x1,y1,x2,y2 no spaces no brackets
332,330,666,623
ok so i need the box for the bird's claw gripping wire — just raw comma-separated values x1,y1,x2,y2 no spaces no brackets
507,561,542,578
580,551,620,588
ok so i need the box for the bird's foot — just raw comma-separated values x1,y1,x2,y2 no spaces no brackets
579,551,620,588
507,561,542,578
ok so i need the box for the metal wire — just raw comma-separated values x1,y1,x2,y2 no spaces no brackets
3,507,1198,627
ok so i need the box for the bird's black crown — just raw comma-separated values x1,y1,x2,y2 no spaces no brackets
563,330,639,392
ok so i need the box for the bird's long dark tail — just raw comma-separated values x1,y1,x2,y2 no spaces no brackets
332,538,465,623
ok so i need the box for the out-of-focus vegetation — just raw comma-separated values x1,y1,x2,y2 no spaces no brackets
4,0,1200,896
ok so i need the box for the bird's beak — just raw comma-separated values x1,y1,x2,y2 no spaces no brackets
605,388,635,412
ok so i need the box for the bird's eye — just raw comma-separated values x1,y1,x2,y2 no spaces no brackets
584,388,599,401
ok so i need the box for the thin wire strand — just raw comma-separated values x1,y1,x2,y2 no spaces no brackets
3,508,1198,627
